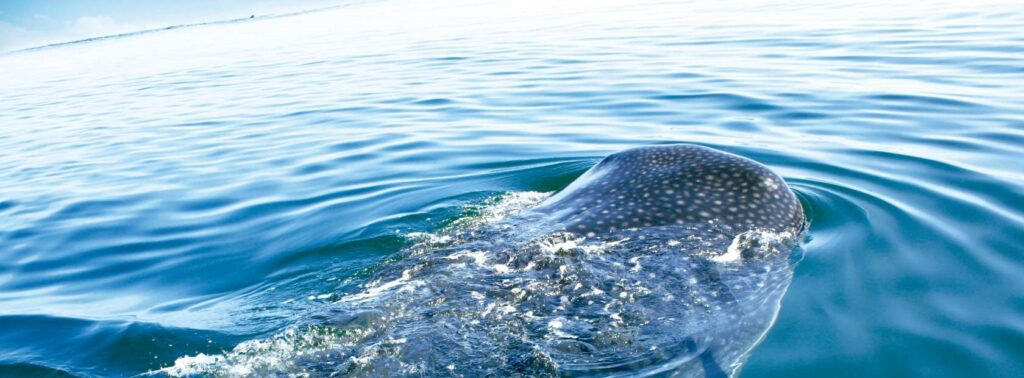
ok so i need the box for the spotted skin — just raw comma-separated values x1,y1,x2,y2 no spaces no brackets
535,144,804,236
154,145,809,377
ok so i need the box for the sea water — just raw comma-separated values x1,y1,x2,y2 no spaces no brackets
1,0,1023,376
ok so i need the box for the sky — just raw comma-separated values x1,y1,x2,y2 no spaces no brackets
0,0,345,51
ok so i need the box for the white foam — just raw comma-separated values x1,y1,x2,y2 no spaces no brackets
450,191,551,229
405,232,452,245
343,268,422,303
160,354,224,377
714,229,798,263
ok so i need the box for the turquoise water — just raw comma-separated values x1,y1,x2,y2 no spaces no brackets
2,0,1023,376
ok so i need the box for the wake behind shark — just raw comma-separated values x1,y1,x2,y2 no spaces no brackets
160,145,807,377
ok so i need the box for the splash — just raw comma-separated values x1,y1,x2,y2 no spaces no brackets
156,192,804,377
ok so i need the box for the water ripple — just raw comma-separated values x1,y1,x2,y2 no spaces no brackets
1,0,1023,376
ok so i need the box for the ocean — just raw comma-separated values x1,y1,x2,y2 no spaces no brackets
1,0,1023,376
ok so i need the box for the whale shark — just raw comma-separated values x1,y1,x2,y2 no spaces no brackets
536,144,804,236
159,144,807,377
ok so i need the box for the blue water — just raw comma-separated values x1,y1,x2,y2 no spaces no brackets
2,0,1023,376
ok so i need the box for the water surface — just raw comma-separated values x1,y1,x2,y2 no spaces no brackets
1,0,1023,376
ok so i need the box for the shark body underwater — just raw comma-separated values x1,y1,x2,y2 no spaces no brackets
162,145,807,377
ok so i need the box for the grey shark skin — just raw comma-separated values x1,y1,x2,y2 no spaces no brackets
536,144,805,237
160,145,808,378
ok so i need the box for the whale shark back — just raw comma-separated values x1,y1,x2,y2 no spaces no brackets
536,144,804,237
156,146,807,377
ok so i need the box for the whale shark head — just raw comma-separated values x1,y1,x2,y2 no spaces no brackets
535,144,805,237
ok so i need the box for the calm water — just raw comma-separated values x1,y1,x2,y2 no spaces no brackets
2,0,1023,376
